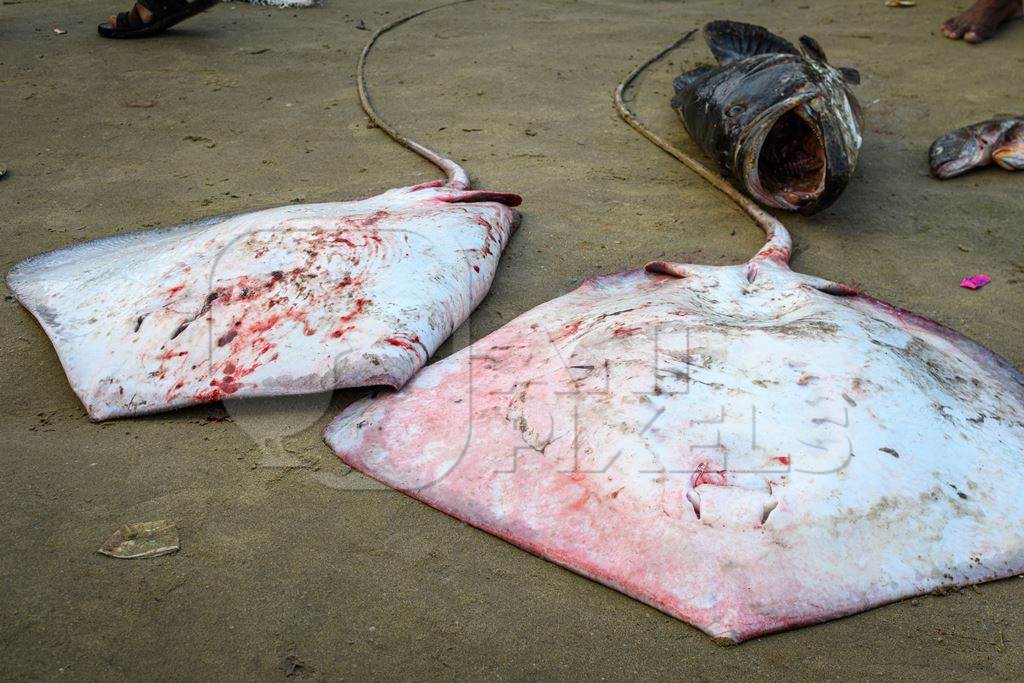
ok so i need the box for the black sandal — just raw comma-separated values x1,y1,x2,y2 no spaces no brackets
98,0,218,39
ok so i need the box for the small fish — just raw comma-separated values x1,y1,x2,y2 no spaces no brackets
671,21,863,215
929,116,1024,179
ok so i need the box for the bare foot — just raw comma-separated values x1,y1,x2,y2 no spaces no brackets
942,0,1023,43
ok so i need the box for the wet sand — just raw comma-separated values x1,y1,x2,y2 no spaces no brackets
2,0,1023,678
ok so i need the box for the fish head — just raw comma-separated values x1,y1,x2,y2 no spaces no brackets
729,57,862,215
929,131,986,179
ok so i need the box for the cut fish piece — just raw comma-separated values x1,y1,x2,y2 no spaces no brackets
8,183,519,420
326,257,1024,643
99,520,179,559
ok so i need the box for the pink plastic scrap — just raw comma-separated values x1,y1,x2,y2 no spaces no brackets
960,274,991,290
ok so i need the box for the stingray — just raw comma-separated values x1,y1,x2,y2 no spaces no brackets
7,2,520,421
325,33,1024,642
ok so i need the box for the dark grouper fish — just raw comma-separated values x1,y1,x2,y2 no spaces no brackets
671,21,863,215
929,116,1024,179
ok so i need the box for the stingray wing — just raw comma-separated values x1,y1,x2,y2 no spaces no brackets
8,183,520,420
326,261,1024,642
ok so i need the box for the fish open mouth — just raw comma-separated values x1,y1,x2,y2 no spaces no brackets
743,102,827,211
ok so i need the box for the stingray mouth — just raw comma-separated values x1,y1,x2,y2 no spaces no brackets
742,101,826,211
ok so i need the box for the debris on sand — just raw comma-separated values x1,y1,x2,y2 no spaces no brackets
960,273,992,290
280,654,305,677
98,521,179,559
232,0,320,7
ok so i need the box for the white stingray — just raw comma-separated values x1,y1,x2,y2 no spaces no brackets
324,34,1024,642
7,4,520,421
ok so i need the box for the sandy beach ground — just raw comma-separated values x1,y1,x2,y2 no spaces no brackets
2,0,1023,678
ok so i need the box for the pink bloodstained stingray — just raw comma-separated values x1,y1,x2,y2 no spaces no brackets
324,34,1024,642
327,254,1024,642
6,3,521,421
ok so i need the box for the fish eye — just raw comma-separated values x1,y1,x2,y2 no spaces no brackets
726,104,746,117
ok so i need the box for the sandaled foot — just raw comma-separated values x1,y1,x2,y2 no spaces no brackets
101,2,153,35
942,0,1023,43
98,0,217,39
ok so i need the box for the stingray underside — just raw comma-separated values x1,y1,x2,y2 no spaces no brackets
326,260,1024,642
8,183,520,420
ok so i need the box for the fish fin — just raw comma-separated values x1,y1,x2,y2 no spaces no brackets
703,20,799,64
798,34,829,62
839,66,861,85
672,65,714,93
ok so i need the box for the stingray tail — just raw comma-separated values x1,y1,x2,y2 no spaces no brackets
357,1,474,190
613,31,792,273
